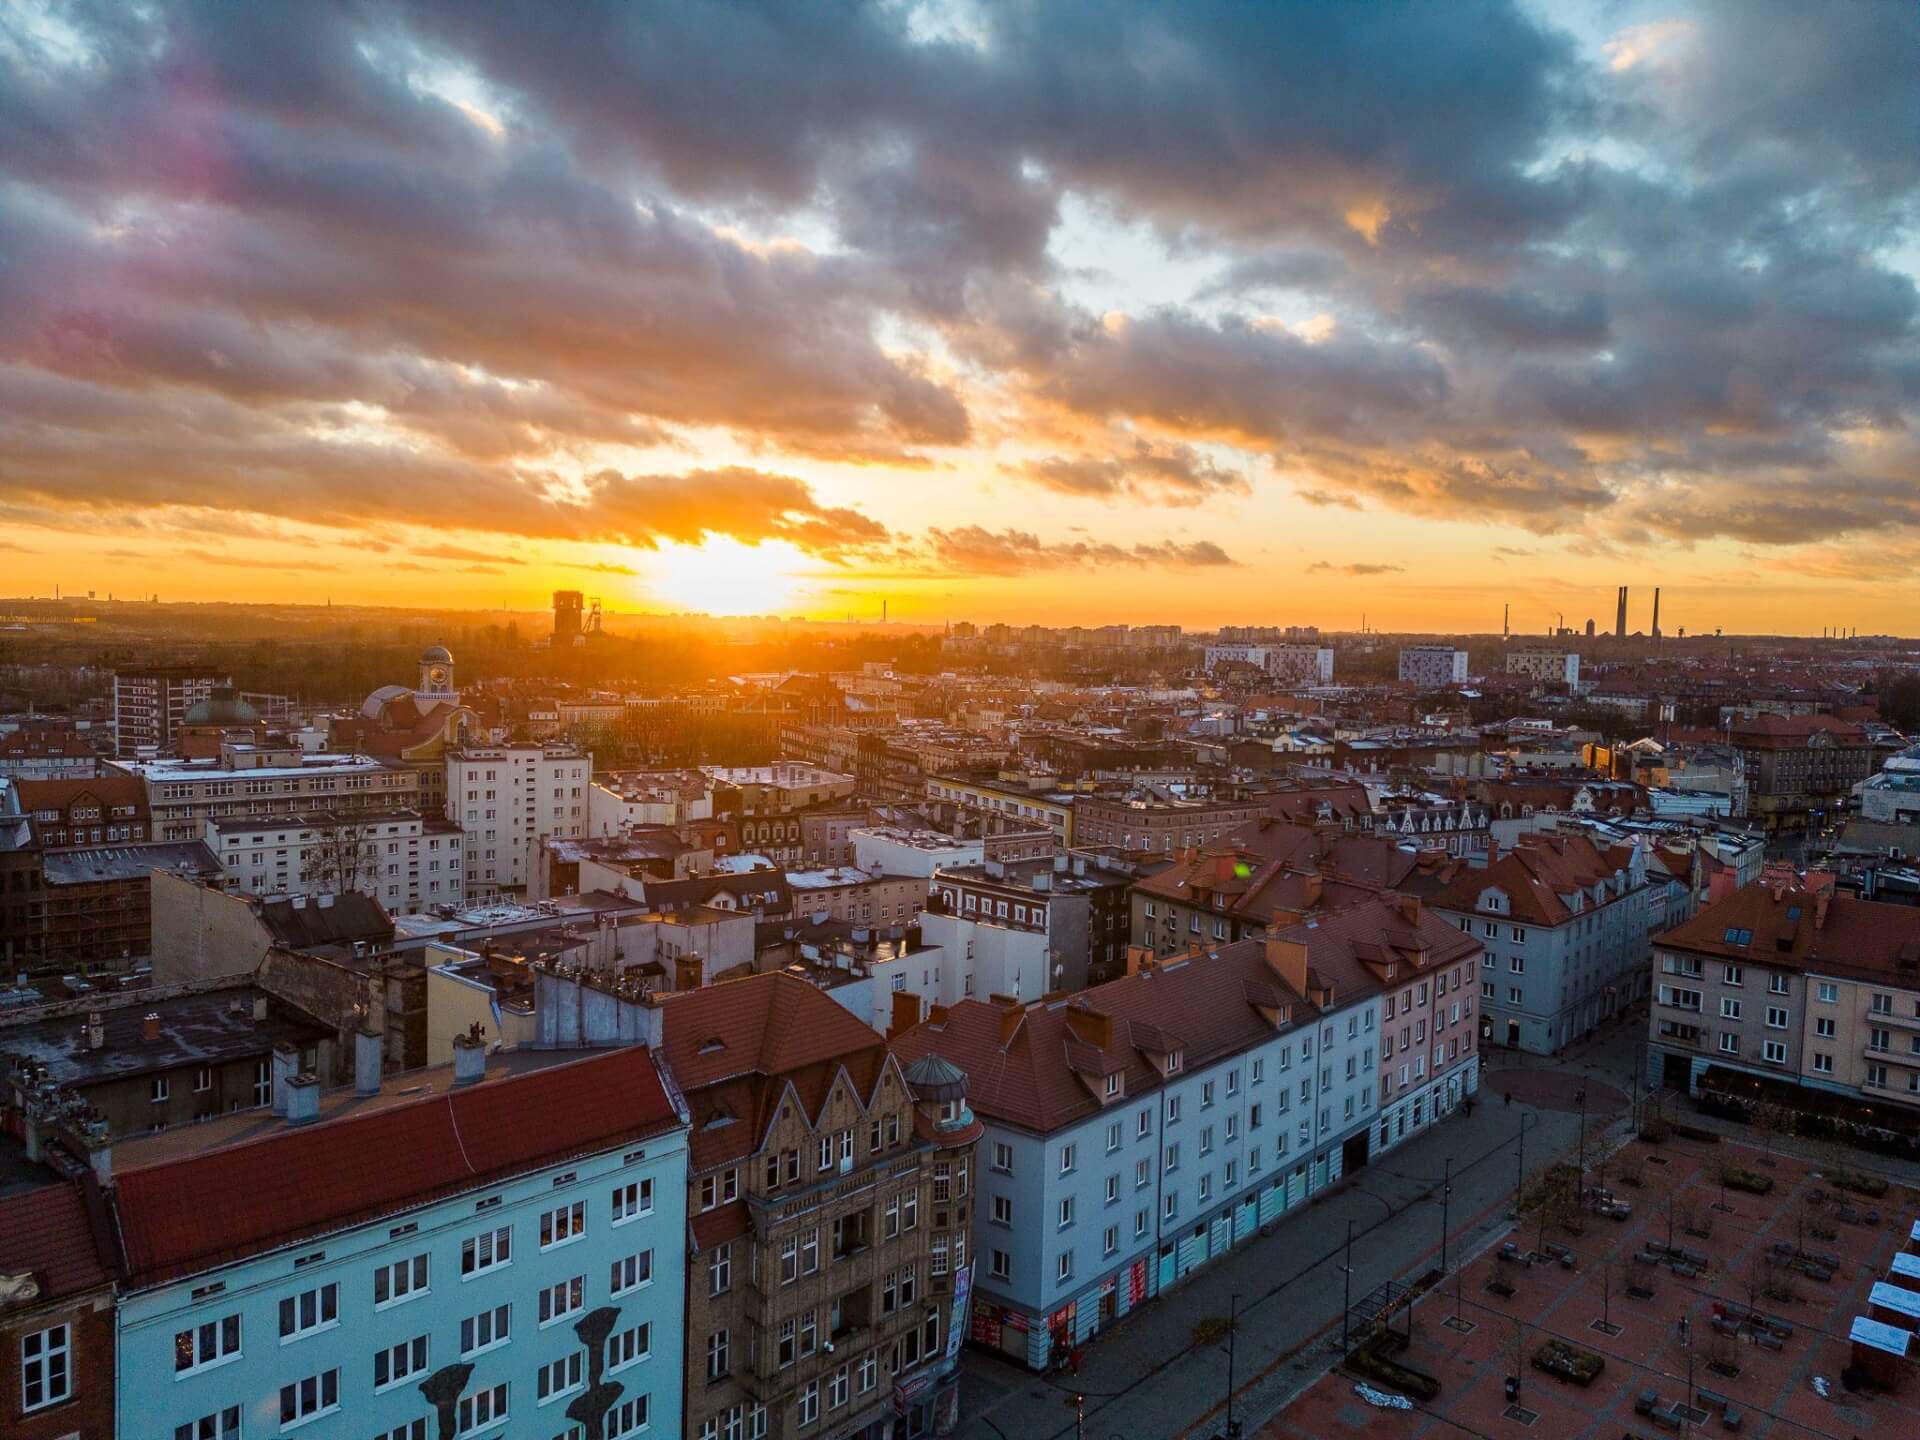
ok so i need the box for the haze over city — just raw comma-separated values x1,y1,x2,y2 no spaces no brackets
3,1,1917,631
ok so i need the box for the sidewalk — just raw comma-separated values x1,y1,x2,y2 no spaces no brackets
953,1024,1644,1440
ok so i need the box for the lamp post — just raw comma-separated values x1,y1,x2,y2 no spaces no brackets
1576,1086,1589,1193
1340,1220,1355,1355
1440,1156,1454,1275
1220,1292,1241,1440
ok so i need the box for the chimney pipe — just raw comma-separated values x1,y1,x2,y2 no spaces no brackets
141,1012,161,1044
353,1028,383,1096
285,1073,320,1125
87,1012,105,1050
271,1043,299,1116
452,1029,487,1086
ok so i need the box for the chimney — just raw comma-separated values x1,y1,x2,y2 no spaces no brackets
1265,935,1310,997
1186,939,1202,958
285,1073,320,1125
1814,891,1831,929
271,1043,299,1116
85,1131,113,1187
353,1028,383,1096
996,999,1026,1049
1270,907,1305,932
1125,944,1155,976
1302,875,1324,909
887,988,922,1039
452,1028,487,1086
86,1012,104,1050
1394,894,1422,927
141,1012,161,1044
675,953,703,992
1065,1004,1114,1050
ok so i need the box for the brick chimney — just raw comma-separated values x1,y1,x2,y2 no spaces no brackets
1065,1004,1114,1050
1302,875,1323,909
887,988,922,1039
1265,934,1310,997
141,1012,161,1043
1394,894,1422,926
1814,891,1832,930
675,953,703,992
996,998,1026,1048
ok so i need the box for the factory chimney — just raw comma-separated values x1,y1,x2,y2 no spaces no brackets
1615,585,1628,639
1651,587,1662,642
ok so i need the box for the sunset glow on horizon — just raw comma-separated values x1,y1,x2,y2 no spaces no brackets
1,1,1915,634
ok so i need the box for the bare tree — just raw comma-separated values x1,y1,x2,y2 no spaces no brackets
307,812,382,896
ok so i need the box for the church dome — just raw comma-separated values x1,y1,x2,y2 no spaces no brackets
183,686,258,727
420,644,453,666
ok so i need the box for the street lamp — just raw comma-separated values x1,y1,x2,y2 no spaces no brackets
1440,1156,1454,1275
1218,1291,1241,1440
1340,1219,1355,1355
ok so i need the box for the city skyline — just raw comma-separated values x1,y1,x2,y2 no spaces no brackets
3,1,1916,632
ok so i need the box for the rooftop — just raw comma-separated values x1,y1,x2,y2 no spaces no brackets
42,840,221,887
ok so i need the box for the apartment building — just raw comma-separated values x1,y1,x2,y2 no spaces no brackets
1730,714,1877,833
1273,896,1483,1158
931,853,1135,992
0,1180,118,1440
1398,646,1469,687
527,970,975,1440
1071,791,1261,856
15,775,149,848
1646,884,1920,1126
117,742,423,843
111,1045,690,1440
787,867,928,929
926,772,1077,847
890,933,1380,1371
0,728,101,781
205,809,465,913
1432,833,1653,1054
112,666,228,757
448,742,590,895
1503,650,1581,687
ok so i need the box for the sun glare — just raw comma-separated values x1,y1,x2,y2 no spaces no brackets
645,537,806,616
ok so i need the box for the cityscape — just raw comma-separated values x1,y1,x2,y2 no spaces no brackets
4,5,1920,1440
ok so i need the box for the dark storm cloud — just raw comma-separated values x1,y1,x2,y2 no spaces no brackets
0,0,1914,562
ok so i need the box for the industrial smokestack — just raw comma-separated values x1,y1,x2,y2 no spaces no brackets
1615,586,1628,639
1651,587,1661,641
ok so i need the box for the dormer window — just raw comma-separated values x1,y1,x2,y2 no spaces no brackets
1104,1073,1121,1097
1164,1051,1182,1075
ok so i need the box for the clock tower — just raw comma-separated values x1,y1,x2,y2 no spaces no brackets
418,644,455,698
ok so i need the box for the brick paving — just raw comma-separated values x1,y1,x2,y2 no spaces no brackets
1262,1133,1920,1439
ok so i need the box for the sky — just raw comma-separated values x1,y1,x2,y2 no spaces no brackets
1,0,1916,634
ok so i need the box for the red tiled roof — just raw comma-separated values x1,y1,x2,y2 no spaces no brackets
655,973,893,1173
1429,833,1635,927
890,942,1319,1135
0,1182,113,1300
1272,895,1482,999
15,775,148,814
114,1046,683,1288
1658,884,1920,985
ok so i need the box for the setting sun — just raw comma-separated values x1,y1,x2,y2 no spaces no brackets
643,537,808,616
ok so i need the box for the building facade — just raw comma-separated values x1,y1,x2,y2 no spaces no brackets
1432,833,1653,1054
1731,715,1877,833
1398,647,1469,687
112,1045,690,1440
1503,650,1581,687
117,743,423,844
0,1180,117,1440
448,743,590,896
1071,793,1261,857
112,666,228,758
205,810,465,914
891,934,1381,1371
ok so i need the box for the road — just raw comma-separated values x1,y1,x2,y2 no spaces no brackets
951,1016,1647,1440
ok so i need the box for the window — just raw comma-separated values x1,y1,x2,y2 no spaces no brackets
610,1251,652,1297
1768,974,1790,996
537,1351,584,1403
1765,1007,1789,1030
1105,1120,1122,1153
1104,1072,1121,1097
698,1169,739,1210
539,1276,585,1325
1137,1108,1152,1138
709,1243,733,1296
1201,1080,1215,1108
1509,956,1525,974
1059,1143,1077,1174
1135,1208,1150,1238
1763,1040,1788,1065
778,1317,798,1368
1165,1143,1180,1173
456,1382,508,1436
799,1380,820,1427
612,1178,653,1224
279,1368,341,1429
1508,987,1524,1005
460,1304,511,1357
1200,1126,1213,1156
1816,1017,1836,1038
462,1225,512,1278
151,1076,171,1104
991,1141,1013,1173
21,1323,71,1412
991,1193,1012,1225
1718,1033,1739,1055
176,1313,243,1374
829,1364,849,1411
1871,992,1894,1014
277,1282,338,1340
990,1249,1011,1281
1817,982,1838,1003
903,1189,919,1231
375,1335,429,1391
1719,998,1741,1020
1812,1052,1834,1074
1105,1173,1120,1204
540,1200,586,1249
1058,1196,1075,1229
1057,1251,1073,1283
375,1254,429,1306
1723,964,1743,987
1199,1174,1213,1203
1867,1062,1890,1088
706,1327,729,1380
175,1407,243,1440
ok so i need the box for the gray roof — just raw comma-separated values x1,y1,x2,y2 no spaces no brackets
42,842,221,887
1,988,331,1088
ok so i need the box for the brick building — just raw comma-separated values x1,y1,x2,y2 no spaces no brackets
0,1181,117,1440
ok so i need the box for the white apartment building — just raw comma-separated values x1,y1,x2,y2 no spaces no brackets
1398,646,1469,687
1202,644,1335,684
1504,649,1582,687
112,667,227,757
448,743,590,896
115,745,421,842
204,810,466,913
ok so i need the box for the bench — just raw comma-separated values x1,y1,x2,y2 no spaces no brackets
1694,1387,1730,1411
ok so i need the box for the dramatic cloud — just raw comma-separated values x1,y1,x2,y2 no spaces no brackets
0,0,1913,594
1308,562,1403,576
926,527,1235,575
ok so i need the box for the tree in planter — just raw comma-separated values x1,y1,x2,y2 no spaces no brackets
307,813,382,897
